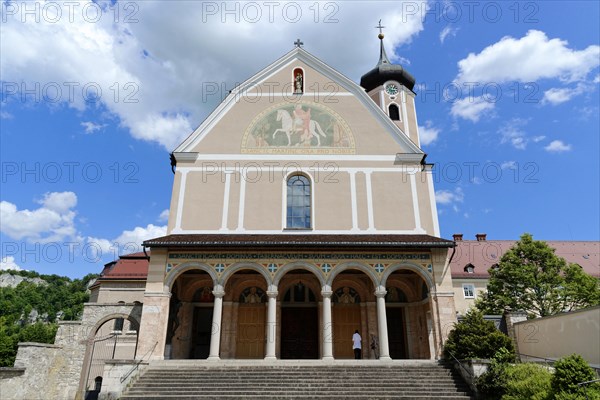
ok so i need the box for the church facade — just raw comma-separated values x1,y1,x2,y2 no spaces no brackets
133,37,457,364
1,37,463,399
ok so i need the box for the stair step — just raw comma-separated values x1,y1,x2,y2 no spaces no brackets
121,362,474,400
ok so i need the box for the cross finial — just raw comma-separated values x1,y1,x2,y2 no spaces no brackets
376,20,385,35
294,39,304,48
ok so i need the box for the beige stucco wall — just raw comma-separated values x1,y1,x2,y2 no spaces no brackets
93,282,146,304
452,278,489,315
168,160,436,234
371,171,415,231
515,306,600,368
164,59,439,235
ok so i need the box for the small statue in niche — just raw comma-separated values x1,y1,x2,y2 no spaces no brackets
294,71,303,94
244,286,262,303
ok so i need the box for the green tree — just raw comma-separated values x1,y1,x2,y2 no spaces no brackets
477,233,600,317
444,309,515,360
0,270,96,366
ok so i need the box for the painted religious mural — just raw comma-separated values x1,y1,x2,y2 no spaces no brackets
241,101,356,154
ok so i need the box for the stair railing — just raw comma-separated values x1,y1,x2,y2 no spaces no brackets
446,350,474,380
516,352,600,373
578,378,600,400
120,341,158,383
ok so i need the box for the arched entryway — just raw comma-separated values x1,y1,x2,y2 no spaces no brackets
166,269,214,359
222,269,269,359
84,316,138,396
278,270,321,359
384,269,432,359
331,271,373,359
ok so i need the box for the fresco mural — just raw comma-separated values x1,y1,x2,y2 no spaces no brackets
242,102,355,154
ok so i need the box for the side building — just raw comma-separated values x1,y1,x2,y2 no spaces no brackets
450,234,600,315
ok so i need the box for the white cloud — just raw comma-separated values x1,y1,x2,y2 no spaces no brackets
498,118,531,150
501,161,517,170
435,187,464,205
0,111,13,119
544,140,572,153
541,83,590,106
38,191,78,214
88,224,167,258
158,209,170,222
455,30,600,84
1,1,427,150
418,121,441,145
81,121,106,134
0,256,22,271
542,87,576,105
439,26,458,44
532,136,546,143
0,192,79,242
450,96,495,122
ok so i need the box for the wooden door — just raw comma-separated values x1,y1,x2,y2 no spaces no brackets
280,307,318,359
236,304,266,359
333,304,361,358
191,307,213,359
387,307,407,359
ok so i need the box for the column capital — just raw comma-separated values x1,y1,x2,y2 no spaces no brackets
321,284,333,298
374,286,387,298
212,285,225,298
266,290,278,298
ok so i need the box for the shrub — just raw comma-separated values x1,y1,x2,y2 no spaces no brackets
444,309,515,360
503,363,552,400
475,349,513,399
552,354,600,399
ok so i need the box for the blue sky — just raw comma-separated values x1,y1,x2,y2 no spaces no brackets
1,1,599,277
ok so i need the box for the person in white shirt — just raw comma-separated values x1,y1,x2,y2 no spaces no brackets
352,330,362,359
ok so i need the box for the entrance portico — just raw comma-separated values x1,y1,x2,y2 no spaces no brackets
136,234,456,362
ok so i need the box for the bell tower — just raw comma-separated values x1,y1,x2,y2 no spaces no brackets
360,21,421,147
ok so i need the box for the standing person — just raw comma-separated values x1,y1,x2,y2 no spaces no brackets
352,330,362,359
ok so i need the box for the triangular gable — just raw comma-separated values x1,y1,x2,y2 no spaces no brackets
174,47,423,156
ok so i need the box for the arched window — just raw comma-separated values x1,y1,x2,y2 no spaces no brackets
94,376,103,391
389,104,400,121
287,174,311,229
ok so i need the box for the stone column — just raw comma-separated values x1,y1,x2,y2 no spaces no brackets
375,286,391,361
208,285,225,361
265,285,278,360
321,285,334,361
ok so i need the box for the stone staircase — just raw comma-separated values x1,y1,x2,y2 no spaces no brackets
120,360,473,399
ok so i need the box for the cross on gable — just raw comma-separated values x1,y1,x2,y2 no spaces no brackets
294,38,304,48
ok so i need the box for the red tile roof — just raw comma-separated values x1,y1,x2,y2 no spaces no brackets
450,240,600,278
97,252,149,281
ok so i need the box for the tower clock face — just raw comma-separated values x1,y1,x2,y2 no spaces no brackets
386,84,399,96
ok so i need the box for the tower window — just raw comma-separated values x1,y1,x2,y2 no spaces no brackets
389,104,400,121
286,174,311,229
